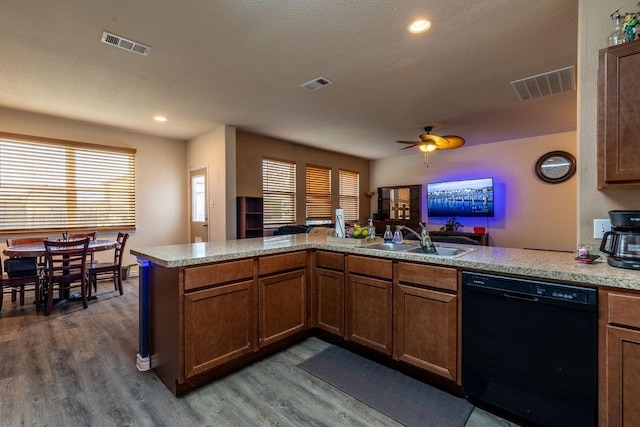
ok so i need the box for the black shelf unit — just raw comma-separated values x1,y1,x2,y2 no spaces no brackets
237,197,264,239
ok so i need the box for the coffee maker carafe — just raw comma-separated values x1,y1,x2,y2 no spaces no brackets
600,210,640,270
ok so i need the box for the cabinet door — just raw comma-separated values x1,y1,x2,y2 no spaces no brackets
259,269,307,347
346,274,392,355
598,42,640,187
605,325,640,426
184,280,257,378
393,283,457,381
316,268,345,337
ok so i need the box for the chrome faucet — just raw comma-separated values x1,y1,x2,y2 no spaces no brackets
398,223,437,253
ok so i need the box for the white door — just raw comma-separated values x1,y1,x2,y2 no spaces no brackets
189,168,208,243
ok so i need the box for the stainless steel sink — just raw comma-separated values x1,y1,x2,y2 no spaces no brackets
365,242,417,252
405,246,474,257
366,242,476,258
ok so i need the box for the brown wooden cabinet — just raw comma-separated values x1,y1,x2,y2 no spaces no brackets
345,255,393,355
315,251,346,337
258,251,308,347
183,259,257,379
393,262,459,383
597,40,640,188
599,289,640,426
237,196,264,238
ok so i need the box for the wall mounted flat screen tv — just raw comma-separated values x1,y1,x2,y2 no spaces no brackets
427,177,494,217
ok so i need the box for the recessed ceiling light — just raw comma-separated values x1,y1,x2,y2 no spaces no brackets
408,19,431,34
154,115,167,122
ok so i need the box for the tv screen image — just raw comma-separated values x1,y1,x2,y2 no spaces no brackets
427,178,494,218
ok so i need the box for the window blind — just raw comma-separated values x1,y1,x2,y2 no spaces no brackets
305,164,331,221
0,133,136,233
339,169,359,222
263,158,296,226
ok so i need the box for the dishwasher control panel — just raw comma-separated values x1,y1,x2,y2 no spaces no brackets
463,272,597,306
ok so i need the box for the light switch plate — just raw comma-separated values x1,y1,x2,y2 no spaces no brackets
593,219,611,239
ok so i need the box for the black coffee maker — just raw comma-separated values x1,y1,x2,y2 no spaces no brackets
600,210,640,270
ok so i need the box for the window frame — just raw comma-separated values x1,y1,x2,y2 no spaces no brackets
0,132,136,234
262,157,296,227
305,164,332,225
339,169,360,223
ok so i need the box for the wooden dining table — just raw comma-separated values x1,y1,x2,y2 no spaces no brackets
3,239,118,258
3,239,119,303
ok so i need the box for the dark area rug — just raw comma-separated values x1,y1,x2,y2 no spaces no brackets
298,345,473,427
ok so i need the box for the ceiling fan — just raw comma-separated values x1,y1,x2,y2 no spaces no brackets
397,126,465,166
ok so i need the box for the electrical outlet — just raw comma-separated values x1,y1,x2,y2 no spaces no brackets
593,219,611,239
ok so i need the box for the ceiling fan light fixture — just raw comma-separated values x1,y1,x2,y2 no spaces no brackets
419,143,437,152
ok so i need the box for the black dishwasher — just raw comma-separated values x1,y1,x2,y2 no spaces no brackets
462,272,597,427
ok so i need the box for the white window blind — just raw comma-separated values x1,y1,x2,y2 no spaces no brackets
339,169,359,222
306,164,331,222
0,133,136,233
263,158,296,226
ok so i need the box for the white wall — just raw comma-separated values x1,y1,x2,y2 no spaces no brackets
186,125,237,241
0,107,188,268
577,0,640,246
371,131,577,251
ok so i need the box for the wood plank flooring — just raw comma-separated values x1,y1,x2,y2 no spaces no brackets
0,278,518,426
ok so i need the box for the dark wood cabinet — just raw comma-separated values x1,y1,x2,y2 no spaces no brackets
393,262,459,383
237,196,263,239
599,289,640,426
346,255,393,355
598,40,640,188
258,251,308,347
184,279,257,378
377,185,422,221
315,251,345,337
429,230,489,246
183,259,257,379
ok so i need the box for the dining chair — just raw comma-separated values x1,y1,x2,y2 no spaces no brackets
42,237,90,316
88,232,129,297
66,231,97,262
1,257,41,310
4,237,45,308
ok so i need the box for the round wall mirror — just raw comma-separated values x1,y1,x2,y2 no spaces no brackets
535,151,576,184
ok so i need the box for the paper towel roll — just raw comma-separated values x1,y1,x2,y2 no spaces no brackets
335,208,345,238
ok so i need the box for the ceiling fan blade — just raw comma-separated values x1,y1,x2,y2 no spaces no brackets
419,134,448,145
399,144,419,150
436,135,465,150
396,140,422,144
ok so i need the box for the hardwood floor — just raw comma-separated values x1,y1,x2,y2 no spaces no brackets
0,278,518,427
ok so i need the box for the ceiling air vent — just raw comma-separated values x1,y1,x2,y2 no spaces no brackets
511,66,575,102
101,31,151,56
300,77,333,91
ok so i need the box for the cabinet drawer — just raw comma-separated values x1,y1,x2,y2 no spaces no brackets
184,259,254,291
397,262,457,292
347,255,392,280
259,251,307,276
607,291,640,329
316,251,344,271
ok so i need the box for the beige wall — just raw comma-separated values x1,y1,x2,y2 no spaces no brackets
186,125,237,241
577,0,640,246
0,107,188,268
371,132,577,251
235,130,371,226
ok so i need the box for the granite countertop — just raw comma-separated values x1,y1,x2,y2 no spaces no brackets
131,234,640,291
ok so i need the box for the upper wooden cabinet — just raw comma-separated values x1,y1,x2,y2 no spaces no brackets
598,40,640,188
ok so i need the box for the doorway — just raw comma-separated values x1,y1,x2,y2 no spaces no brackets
189,167,208,243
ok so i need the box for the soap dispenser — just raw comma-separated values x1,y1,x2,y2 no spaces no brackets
383,225,393,243
392,226,403,244
367,218,376,240
609,9,625,46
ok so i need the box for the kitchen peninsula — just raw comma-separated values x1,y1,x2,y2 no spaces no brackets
131,234,640,425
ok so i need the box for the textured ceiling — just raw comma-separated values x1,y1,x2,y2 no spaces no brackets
0,1,578,159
